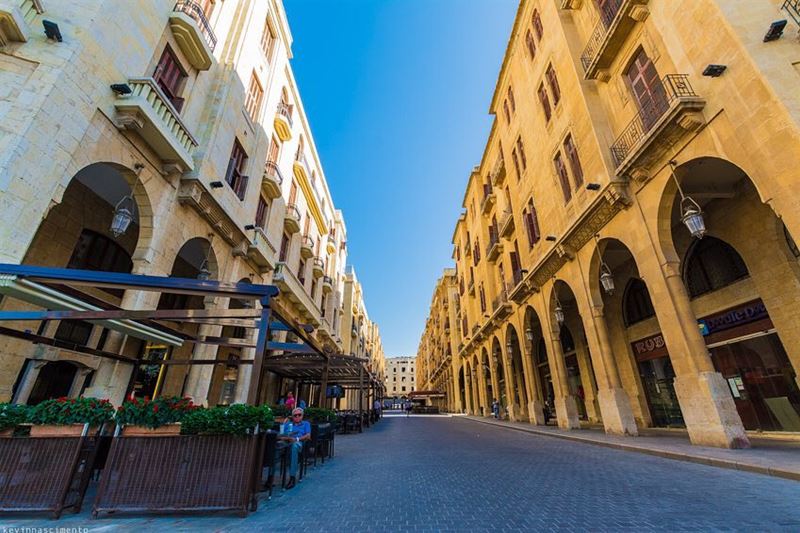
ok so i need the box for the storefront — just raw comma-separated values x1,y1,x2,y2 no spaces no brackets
701,299,800,432
632,333,685,428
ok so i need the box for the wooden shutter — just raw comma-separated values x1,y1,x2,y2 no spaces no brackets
626,48,666,129
268,135,280,164
507,86,515,112
554,152,572,202
538,84,552,121
288,180,297,205
563,135,584,187
279,232,289,262
153,48,185,111
529,199,541,243
525,30,536,59
533,10,543,40
516,137,527,169
255,196,268,228
546,65,561,105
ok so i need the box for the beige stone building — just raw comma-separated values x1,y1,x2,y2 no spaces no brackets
0,0,383,407
386,356,416,400
418,0,800,448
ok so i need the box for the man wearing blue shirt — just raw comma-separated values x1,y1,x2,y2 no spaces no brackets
281,407,311,489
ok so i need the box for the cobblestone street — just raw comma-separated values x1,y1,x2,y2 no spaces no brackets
4,415,800,531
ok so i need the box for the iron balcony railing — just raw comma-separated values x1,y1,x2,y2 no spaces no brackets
512,268,524,288
491,286,508,312
322,275,333,286
286,203,300,221
580,0,622,71
610,74,698,167
174,1,217,51
486,227,499,256
263,161,284,185
312,257,324,270
784,0,800,26
276,101,293,127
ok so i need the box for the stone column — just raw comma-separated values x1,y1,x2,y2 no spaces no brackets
584,306,638,435
649,261,749,448
547,326,580,429
518,319,546,425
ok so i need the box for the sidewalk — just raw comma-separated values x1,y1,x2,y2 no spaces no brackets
463,415,800,481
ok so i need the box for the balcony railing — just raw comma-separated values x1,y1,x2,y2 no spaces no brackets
610,75,702,168
785,0,800,26
174,1,217,51
276,102,293,127
580,0,622,72
486,228,501,262
312,257,325,278
480,183,495,215
490,156,506,186
499,210,514,239
261,161,283,198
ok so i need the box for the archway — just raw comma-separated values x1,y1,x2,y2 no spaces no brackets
657,157,800,433
458,366,466,413
490,337,507,414
480,347,492,417
505,324,528,420
523,306,549,424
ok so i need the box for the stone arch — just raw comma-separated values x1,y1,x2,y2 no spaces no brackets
505,323,528,420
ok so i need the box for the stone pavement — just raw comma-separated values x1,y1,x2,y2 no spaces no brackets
464,415,800,481
3,416,800,532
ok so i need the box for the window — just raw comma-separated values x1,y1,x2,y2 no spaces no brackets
563,134,584,187
622,278,655,326
546,64,561,106
225,139,249,200
402,386,406,392
683,237,749,298
244,72,264,121
279,232,290,262
507,86,515,113
626,48,666,129
479,284,486,313
524,199,541,247
260,18,276,61
503,100,511,123
153,47,186,112
267,135,280,164
525,30,536,59
255,195,269,229
554,151,571,202
511,148,521,179
54,320,93,346
538,83,552,122
298,257,306,284
516,136,527,170
532,9,543,40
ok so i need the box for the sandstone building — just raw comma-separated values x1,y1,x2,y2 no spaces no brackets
0,0,384,407
386,356,417,400
418,0,800,448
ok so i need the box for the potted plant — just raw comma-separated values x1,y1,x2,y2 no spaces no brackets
27,397,114,437
0,403,27,437
303,407,337,425
271,404,291,421
115,396,197,436
181,404,273,436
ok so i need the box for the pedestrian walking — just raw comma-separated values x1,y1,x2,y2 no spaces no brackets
491,399,500,419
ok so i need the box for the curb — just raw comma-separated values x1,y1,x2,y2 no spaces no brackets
460,416,800,482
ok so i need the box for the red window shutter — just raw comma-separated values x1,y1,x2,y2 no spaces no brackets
546,65,561,105
554,152,572,202
538,84,551,121
279,233,289,262
564,135,584,187
516,137,527,170
503,100,511,123
533,10,544,40
530,201,541,243
508,86,515,112
511,148,521,178
522,208,533,247
526,30,536,59
255,196,268,228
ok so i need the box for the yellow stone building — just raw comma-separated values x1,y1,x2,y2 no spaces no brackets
418,0,800,448
0,0,383,407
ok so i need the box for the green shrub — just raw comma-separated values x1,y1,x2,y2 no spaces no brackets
28,397,115,426
180,404,273,436
303,407,337,424
115,396,198,428
271,404,291,419
0,403,28,430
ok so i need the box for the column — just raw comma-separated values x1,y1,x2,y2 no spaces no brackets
518,321,546,425
541,290,580,429
650,260,749,448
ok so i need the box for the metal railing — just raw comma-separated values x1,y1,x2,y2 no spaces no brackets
301,235,314,249
486,227,500,256
784,0,800,25
285,203,300,221
323,275,333,286
610,74,698,167
263,161,283,185
580,0,622,71
481,183,494,212
491,285,509,312
276,102,293,127
174,1,217,51
490,156,506,185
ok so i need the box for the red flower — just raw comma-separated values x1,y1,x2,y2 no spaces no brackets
153,404,159,413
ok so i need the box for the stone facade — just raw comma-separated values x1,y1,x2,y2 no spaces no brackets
386,356,416,399
0,0,383,407
417,0,800,448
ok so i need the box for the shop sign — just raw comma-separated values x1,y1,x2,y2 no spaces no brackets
632,333,667,358
697,300,768,337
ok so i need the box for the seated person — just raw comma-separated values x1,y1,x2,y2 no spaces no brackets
280,407,311,489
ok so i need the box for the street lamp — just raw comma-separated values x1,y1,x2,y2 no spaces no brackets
525,326,533,343
553,277,565,326
595,234,615,296
197,234,214,280
110,197,135,238
670,160,706,239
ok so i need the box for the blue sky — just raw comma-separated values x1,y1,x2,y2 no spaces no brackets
284,0,517,356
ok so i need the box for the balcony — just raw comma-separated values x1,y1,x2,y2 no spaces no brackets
273,263,320,326
490,156,506,187
499,210,515,240
0,0,40,46
490,285,513,320
580,0,649,81
610,75,705,178
480,183,495,216
322,275,333,294
284,203,301,234
235,227,276,274
261,161,283,199
300,235,314,259
312,258,324,278
327,234,336,254
293,152,311,183
169,1,217,71
486,232,502,263
113,78,198,172
274,102,293,141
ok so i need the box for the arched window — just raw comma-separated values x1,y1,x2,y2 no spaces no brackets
682,237,749,298
623,278,655,326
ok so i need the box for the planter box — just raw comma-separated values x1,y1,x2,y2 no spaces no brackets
30,424,95,438
121,424,181,437
93,434,262,518
0,428,14,438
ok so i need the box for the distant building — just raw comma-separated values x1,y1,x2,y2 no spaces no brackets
384,356,416,399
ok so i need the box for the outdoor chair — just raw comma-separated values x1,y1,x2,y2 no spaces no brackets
261,430,288,497
344,414,360,434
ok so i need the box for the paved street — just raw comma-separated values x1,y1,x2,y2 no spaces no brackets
4,416,800,532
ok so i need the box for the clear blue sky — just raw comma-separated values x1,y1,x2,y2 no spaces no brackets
284,0,517,357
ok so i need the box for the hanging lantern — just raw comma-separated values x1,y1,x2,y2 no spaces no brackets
110,195,135,238
525,327,534,343
554,302,565,326
506,341,513,357
599,263,615,295
197,260,211,281
680,196,706,239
